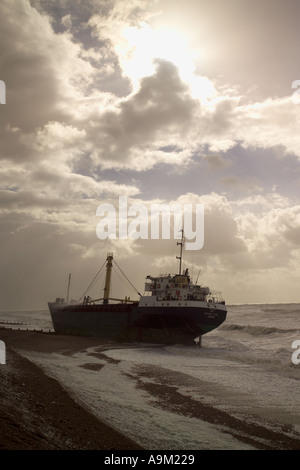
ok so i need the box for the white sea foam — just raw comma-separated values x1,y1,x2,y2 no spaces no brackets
2,303,300,448
19,347,254,450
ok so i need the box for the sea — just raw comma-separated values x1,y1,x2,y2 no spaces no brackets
1,303,300,450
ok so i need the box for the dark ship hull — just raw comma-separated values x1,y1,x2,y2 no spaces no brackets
48,300,227,344
49,247,227,345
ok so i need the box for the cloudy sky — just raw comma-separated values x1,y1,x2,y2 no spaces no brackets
1,0,300,310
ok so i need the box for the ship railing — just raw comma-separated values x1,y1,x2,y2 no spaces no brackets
82,296,138,305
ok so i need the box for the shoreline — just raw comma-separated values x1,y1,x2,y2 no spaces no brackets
1,328,300,451
0,329,143,450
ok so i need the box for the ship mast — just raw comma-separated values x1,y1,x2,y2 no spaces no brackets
176,230,184,275
66,273,71,302
103,253,113,305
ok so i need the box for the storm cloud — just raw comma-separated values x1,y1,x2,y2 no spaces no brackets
1,0,300,308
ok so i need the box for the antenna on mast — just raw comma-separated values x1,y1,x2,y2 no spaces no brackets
176,229,185,275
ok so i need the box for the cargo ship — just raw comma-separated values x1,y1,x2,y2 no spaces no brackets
48,238,227,344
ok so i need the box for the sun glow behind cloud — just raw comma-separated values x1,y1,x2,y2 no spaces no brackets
2,0,300,308
119,21,216,102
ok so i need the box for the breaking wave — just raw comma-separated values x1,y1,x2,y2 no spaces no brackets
222,323,300,336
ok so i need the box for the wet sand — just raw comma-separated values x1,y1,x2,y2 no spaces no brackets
1,329,300,451
0,329,143,450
